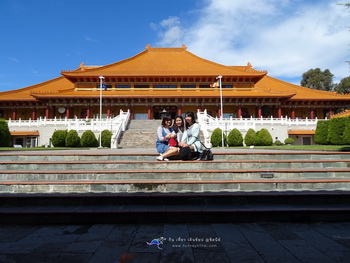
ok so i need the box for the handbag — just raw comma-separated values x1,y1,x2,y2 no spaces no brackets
168,137,178,147
194,136,214,161
199,148,213,161
179,146,192,160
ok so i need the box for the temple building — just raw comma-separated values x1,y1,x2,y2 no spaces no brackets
1,44,349,121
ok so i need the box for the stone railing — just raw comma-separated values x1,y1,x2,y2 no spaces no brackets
197,110,322,146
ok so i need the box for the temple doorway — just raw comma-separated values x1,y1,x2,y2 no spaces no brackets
153,106,177,119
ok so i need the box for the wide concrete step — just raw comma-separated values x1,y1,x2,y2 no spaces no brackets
1,159,349,171
1,177,350,193
0,191,350,223
1,152,350,162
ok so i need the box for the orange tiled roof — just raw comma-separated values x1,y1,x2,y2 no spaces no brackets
331,109,350,118
10,131,40,136
61,45,267,78
288,130,315,135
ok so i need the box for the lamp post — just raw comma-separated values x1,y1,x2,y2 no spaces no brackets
99,76,105,148
217,75,224,147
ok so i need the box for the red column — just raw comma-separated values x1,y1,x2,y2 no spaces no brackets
291,108,295,119
237,106,242,118
310,109,315,119
12,109,17,120
258,106,262,118
218,108,221,118
87,108,90,119
66,107,70,119
278,107,282,118
31,108,36,120
107,106,111,118
148,107,152,120
45,107,49,119
177,106,182,116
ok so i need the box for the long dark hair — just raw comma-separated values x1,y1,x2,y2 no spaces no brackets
185,111,196,129
172,115,185,133
161,116,172,127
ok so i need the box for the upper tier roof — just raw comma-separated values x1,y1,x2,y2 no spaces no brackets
61,45,267,78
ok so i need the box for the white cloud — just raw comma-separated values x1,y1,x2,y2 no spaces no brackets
84,35,98,42
9,57,20,63
151,16,184,46
152,0,350,83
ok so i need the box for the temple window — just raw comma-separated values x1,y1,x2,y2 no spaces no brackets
199,84,211,89
222,85,232,89
181,85,196,89
116,85,131,89
134,85,149,89
153,85,177,89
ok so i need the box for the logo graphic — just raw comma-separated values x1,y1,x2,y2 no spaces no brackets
146,237,165,250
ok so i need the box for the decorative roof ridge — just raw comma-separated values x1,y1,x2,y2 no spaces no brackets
331,109,350,118
244,62,267,73
0,76,65,95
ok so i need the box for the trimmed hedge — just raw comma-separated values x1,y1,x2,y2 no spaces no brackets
343,120,350,145
0,119,11,147
244,128,256,146
256,128,273,146
284,138,295,145
101,129,113,148
210,128,225,147
314,120,329,145
65,130,80,147
227,128,243,146
51,130,68,147
328,117,348,145
81,130,98,147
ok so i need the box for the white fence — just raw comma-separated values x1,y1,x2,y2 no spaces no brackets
8,110,130,148
197,109,321,146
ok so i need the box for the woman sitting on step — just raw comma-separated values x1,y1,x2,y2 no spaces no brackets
178,111,202,159
156,116,179,161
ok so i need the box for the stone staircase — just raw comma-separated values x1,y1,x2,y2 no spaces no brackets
118,120,160,148
1,151,350,224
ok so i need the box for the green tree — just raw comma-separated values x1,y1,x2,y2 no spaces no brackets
256,128,273,146
65,130,80,147
81,130,98,147
300,68,334,91
328,117,348,145
210,128,225,147
101,129,113,148
0,119,11,147
314,120,329,145
227,128,243,146
334,76,350,94
51,130,68,147
244,128,256,146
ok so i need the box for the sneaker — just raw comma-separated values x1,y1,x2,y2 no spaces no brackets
156,156,164,161
163,158,169,161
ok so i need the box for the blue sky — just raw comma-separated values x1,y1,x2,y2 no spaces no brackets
0,0,349,92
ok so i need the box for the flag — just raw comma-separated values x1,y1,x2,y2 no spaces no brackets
210,81,219,88
102,81,107,90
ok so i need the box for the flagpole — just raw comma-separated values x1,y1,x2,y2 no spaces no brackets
217,75,224,147
99,76,105,148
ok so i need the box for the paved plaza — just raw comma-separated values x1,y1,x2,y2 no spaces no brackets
1,222,350,262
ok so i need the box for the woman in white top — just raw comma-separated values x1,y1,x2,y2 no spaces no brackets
179,112,202,153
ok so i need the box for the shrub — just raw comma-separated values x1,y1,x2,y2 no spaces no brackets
328,117,347,145
0,119,11,147
210,128,225,147
284,138,295,144
314,120,329,145
81,130,98,147
51,130,68,147
244,128,256,146
343,119,350,145
256,128,273,146
101,129,113,148
274,140,283,146
65,130,80,147
227,128,243,146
